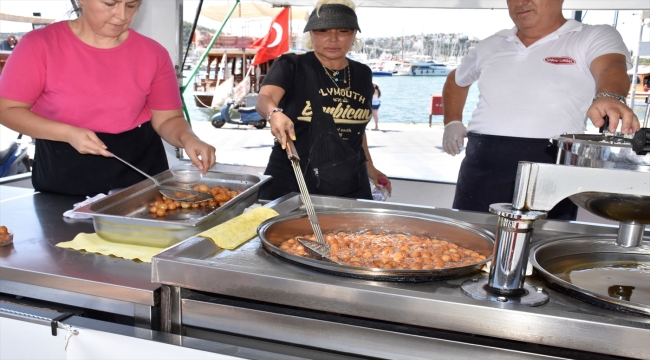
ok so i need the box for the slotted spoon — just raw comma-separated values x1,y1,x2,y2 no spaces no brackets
109,152,213,203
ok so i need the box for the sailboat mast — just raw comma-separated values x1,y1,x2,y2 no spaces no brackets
401,29,404,60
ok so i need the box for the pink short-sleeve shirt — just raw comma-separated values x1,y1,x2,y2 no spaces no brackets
0,21,182,134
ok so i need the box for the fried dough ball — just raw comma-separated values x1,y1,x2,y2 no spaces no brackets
279,231,487,270
148,184,243,217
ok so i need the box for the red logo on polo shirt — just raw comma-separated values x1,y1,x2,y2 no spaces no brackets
543,57,576,65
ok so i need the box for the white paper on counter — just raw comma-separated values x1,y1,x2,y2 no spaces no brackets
64,193,107,219
66,328,240,360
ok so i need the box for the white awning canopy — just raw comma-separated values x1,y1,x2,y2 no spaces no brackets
262,0,650,10
0,13,55,25
201,3,308,22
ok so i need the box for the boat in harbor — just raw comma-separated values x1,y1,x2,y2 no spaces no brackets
189,3,308,109
392,60,412,75
409,60,453,76
371,67,393,76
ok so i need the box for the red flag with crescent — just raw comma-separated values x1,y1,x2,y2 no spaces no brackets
250,8,290,66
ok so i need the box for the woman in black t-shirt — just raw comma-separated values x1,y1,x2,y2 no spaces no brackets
256,0,391,200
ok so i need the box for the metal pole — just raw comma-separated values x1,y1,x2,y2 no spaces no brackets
69,0,81,17
180,0,241,120
180,0,204,75
629,18,645,108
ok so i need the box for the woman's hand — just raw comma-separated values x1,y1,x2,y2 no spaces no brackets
181,135,216,173
269,112,296,149
367,162,392,195
64,126,112,157
151,109,216,173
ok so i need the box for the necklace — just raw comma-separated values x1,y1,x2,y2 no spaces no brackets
322,62,351,90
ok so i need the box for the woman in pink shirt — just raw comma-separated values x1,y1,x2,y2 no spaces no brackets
0,0,215,195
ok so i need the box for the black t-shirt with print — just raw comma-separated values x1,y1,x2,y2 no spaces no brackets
260,51,373,199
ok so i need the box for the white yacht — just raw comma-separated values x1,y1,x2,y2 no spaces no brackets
409,61,453,76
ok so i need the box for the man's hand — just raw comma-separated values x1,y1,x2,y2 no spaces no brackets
587,97,640,134
442,121,467,156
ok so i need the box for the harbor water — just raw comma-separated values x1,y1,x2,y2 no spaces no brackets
182,71,647,125
181,71,479,125
370,76,479,125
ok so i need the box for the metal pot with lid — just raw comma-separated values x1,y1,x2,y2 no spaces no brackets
553,128,650,245
462,121,650,308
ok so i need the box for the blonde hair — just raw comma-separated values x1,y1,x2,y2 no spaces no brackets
303,0,360,51
314,0,356,12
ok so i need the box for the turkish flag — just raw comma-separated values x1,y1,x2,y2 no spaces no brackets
250,8,290,66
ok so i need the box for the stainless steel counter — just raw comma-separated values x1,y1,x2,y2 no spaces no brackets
152,194,650,359
0,186,159,328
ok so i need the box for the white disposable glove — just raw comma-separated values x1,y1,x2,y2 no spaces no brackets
442,121,467,156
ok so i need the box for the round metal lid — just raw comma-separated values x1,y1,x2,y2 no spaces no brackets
553,134,650,170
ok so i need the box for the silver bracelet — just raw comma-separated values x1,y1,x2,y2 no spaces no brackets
266,107,283,121
592,92,627,104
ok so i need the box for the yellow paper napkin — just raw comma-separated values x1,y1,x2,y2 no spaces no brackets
198,207,279,250
56,233,164,263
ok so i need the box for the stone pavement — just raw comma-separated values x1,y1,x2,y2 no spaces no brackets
186,120,621,225
190,121,464,183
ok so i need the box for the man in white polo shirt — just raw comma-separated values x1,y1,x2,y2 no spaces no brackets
441,0,640,220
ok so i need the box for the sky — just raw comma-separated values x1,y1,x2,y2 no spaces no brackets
0,0,648,51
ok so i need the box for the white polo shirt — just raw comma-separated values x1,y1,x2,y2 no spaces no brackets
456,19,631,138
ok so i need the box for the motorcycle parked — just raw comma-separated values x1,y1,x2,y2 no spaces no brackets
0,133,30,178
211,99,266,129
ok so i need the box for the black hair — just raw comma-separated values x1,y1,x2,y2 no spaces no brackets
374,84,381,98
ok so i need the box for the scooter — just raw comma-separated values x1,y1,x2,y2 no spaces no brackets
0,133,31,178
211,99,267,129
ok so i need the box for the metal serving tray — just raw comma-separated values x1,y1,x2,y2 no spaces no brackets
75,168,270,247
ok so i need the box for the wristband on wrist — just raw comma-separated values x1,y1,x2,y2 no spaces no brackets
592,92,627,104
266,107,283,121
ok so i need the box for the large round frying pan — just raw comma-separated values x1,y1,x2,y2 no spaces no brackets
258,209,494,282
530,235,650,316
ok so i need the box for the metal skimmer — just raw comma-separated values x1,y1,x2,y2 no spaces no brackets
284,138,335,261
109,152,213,203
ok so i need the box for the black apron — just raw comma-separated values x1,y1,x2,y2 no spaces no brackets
260,160,371,201
259,53,372,201
453,132,578,220
32,121,168,196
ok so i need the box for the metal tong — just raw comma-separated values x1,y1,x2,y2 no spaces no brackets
284,138,340,264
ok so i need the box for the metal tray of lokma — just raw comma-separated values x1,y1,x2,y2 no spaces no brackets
75,167,270,248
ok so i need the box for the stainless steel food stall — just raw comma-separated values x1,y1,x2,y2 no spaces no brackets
2,131,650,358
152,194,650,360
0,165,269,331
0,186,161,328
